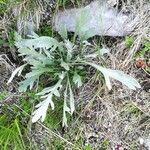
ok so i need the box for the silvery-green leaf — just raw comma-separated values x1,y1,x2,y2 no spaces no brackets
82,40,92,46
65,40,74,60
65,40,74,51
62,99,70,127
58,25,68,39
84,47,110,59
25,68,49,78
37,80,62,96
27,32,39,38
84,53,98,59
58,72,65,79
69,83,75,114
38,85,62,97
99,47,110,56
62,108,69,127
27,59,43,67
62,88,71,127
16,36,59,50
14,32,22,41
53,89,60,97
19,76,38,92
61,60,70,71
43,49,52,58
101,72,112,90
73,72,82,88
106,69,141,90
86,62,141,90
79,28,97,41
32,94,54,123
7,64,27,84
75,9,93,41
50,45,57,52
78,66,84,70
18,47,47,62
37,86,54,96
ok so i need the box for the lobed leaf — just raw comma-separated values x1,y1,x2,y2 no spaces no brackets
73,72,82,88
32,94,53,123
69,82,75,114
7,64,27,84
85,62,141,90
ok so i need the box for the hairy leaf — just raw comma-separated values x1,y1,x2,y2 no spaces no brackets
73,72,82,88
32,94,53,123
86,62,141,90
7,64,27,84
69,81,75,114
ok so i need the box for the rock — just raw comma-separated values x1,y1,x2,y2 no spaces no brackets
53,0,139,37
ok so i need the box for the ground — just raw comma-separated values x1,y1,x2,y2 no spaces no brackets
0,0,150,150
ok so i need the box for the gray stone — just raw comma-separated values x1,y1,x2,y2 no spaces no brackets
53,0,139,37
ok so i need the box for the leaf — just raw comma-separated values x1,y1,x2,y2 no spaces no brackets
84,47,110,59
15,35,59,50
62,101,70,127
19,76,38,92
69,81,75,114
58,25,68,40
75,9,90,35
75,9,97,41
58,72,65,79
62,86,70,127
86,62,141,90
25,68,49,78
18,47,47,60
32,74,65,123
32,94,53,123
65,40,74,60
99,47,110,56
145,41,150,49
19,76,39,92
0,1,6,4
14,32,22,42
79,28,97,41
82,40,92,46
84,53,98,59
7,64,27,84
27,32,39,38
61,60,70,71
73,72,82,88
37,80,62,96
125,36,134,48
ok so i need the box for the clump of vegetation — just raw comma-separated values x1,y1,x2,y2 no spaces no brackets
135,40,150,74
7,27,140,127
125,36,134,48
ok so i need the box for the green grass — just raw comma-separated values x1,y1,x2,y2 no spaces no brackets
125,36,134,48
38,25,53,37
0,92,7,101
56,0,82,8
0,90,72,149
0,0,22,14
0,92,36,150
126,102,142,116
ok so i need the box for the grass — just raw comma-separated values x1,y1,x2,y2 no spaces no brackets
0,91,60,149
0,91,35,149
